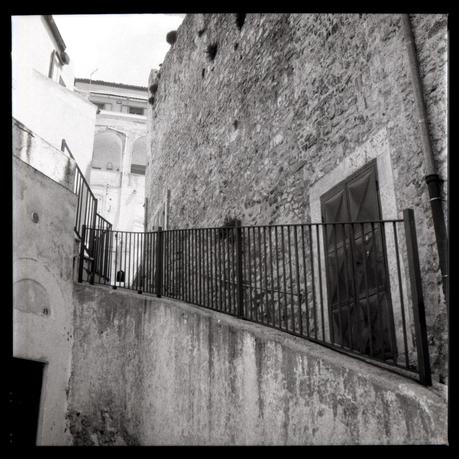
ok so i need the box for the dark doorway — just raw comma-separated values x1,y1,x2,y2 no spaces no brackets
9,358,45,446
320,160,397,361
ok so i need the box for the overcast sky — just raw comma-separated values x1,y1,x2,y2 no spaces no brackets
53,14,185,87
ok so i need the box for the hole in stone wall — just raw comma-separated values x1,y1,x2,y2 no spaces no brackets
234,42,239,50
206,43,218,61
233,120,238,130
148,96,155,105
202,68,206,78
198,29,206,36
235,13,246,30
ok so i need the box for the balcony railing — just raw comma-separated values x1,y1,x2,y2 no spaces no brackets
77,209,431,386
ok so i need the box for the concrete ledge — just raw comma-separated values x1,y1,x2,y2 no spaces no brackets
69,283,448,445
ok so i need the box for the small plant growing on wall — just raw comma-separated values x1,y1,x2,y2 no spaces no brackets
148,96,155,105
149,83,158,94
166,30,177,45
206,43,218,61
218,216,241,241
235,13,246,30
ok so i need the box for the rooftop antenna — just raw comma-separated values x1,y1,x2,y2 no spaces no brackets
89,68,99,92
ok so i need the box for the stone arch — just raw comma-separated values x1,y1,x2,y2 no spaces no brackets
131,136,147,175
92,130,125,172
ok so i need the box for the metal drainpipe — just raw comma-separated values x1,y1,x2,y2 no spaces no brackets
401,14,448,306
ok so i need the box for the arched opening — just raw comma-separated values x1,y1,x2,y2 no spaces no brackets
131,136,147,175
92,131,123,171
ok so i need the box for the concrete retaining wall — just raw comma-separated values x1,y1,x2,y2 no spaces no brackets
13,156,77,445
68,284,447,445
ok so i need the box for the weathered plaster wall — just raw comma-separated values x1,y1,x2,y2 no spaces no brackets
12,69,97,178
68,284,447,445
13,156,77,445
13,118,76,190
145,14,447,381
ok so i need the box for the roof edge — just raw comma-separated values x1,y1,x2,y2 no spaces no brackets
43,15,66,54
74,78,148,92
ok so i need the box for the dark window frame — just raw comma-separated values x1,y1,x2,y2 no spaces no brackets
320,160,397,359
128,106,145,115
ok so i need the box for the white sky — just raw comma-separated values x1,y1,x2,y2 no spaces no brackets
53,14,185,87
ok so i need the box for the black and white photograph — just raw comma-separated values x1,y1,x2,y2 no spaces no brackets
10,12,449,447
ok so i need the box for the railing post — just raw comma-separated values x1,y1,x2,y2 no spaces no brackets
403,208,432,386
156,226,163,298
235,222,244,318
89,227,96,285
78,224,87,283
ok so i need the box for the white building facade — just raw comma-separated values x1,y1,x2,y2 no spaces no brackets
74,79,148,232
12,15,97,178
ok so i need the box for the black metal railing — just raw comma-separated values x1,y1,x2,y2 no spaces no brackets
78,209,431,385
61,139,112,240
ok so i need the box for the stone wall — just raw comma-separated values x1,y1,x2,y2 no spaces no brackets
145,14,447,382
68,284,447,445
13,156,77,445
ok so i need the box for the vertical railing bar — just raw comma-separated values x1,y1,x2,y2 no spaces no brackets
113,232,118,289
241,227,247,318
274,226,282,328
219,228,224,312
214,229,218,310
287,226,295,333
174,229,178,298
205,228,209,307
341,223,353,350
332,223,344,348
262,226,270,324
246,226,253,320
223,230,228,313
78,224,87,283
191,229,194,304
281,226,288,330
254,226,264,323
268,227,275,327
294,226,303,336
309,225,318,340
316,225,325,341
403,209,431,385
189,229,192,303
360,222,374,358
301,225,310,337
203,229,207,307
233,227,238,315
196,229,200,305
235,224,244,318
229,228,234,314
198,229,201,305
145,231,149,293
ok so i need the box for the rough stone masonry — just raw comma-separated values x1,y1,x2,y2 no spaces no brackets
145,14,447,382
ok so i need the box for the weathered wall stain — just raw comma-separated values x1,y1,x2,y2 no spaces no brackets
68,284,447,445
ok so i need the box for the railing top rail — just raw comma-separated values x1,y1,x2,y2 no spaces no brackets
86,217,405,234
61,138,97,201
96,213,111,225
